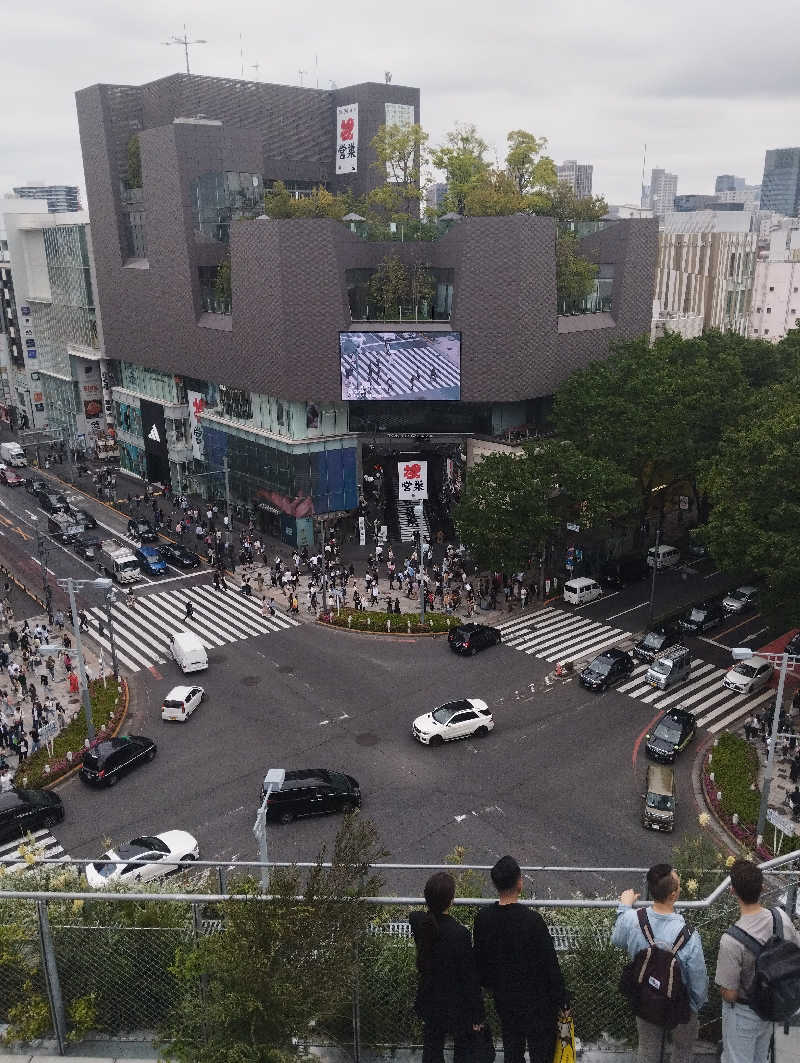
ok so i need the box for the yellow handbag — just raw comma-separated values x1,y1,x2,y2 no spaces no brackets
553,1009,576,1063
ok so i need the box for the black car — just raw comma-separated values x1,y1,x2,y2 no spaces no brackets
447,622,502,656
77,535,103,561
127,518,158,543
40,492,67,514
579,648,635,692
0,788,64,843
260,769,361,825
79,735,157,788
160,543,201,569
678,602,726,635
69,506,98,529
633,624,682,663
645,709,697,763
786,632,800,657
598,555,649,590
24,477,46,495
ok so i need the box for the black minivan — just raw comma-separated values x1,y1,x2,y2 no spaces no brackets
260,769,361,825
0,789,64,843
633,624,681,663
80,735,157,788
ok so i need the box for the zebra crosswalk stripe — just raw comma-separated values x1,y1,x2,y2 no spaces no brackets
0,829,68,873
549,630,628,664
523,621,608,655
511,617,601,651
636,662,716,704
506,613,595,647
707,689,774,734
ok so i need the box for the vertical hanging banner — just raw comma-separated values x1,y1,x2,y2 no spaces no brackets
187,391,206,461
336,103,358,174
398,460,428,501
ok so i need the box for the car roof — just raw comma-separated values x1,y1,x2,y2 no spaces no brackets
658,708,695,725
733,585,758,594
165,685,195,700
598,648,627,660
739,655,770,667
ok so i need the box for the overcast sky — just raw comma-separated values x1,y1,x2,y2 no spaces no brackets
3,0,800,207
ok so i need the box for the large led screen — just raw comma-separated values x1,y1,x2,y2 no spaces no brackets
340,331,461,401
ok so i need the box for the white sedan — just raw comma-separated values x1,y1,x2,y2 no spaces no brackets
85,831,200,888
722,656,774,695
161,684,206,721
412,698,494,746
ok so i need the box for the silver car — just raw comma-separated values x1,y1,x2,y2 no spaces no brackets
722,656,774,695
722,585,759,614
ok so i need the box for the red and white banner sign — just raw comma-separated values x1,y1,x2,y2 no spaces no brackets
398,460,428,501
187,390,206,461
336,103,358,174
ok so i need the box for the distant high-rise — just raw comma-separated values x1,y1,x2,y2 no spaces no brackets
556,160,593,199
425,181,448,212
760,148,800,216
646,168,678,216
714,174,745,195
11,184,81,213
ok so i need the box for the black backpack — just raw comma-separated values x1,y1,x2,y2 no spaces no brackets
619,908,694,1029
725,908,800,1023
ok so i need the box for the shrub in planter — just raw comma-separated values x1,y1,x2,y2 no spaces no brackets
319,607,453,634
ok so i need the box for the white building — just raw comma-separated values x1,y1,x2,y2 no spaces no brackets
651,211,758,341
748,224,800,342
644,169,678,216
605,204,654,219
557,160,593,199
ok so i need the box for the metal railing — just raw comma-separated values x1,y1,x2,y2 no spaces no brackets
0,852,796,1056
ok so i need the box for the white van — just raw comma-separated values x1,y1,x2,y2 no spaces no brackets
169,631,208,673
647,544,680,570
563,577,602,606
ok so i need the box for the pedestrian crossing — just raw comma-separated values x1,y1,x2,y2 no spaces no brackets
84,583,301,674
397,503,430,544
0,828,69,874
496,608,777,734
341,342,460,399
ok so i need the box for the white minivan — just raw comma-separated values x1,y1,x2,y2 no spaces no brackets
169,631,208,673
563,577,602,606
647,545,680,570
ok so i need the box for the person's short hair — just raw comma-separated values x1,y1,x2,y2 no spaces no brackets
647,863,678,902
491,855,522,894
729,859,763,904
423,871,455,915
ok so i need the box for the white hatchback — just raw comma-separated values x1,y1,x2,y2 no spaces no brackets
161,684,206,722
412,698,494,746
722,656,774,695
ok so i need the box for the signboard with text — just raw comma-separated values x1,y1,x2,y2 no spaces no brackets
187,390,206,461
335,103,358,174
398,460,428,501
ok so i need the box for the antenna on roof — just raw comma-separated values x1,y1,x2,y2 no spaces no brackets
385,71,392,84
162,24,207,75
298,69,307,87
315,54,319,89
251,62,261,81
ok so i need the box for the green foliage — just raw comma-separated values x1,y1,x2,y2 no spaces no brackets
264,182,352,221
125,135,142,189
370,123,428,218
670,834,728,899
67,992,99,1043
321,608,452,634
506,130,557,195
5,982,51,1043
558,912,636,1044
712,732,761,823
431,123,491,214
556,232,599,310
160,814,386,1063
366,255,435,319
215,255,232,312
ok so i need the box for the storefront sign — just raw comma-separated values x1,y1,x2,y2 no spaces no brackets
358,515,366,546
187,390,206,461
335,103,358,174
397,460,428,500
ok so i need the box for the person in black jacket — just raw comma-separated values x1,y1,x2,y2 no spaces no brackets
473,855,567,1063
409,871,485,1063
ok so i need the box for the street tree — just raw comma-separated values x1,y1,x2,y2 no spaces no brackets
370,122,428,217
368,255,411,319
505,130,557,195
556,232,598,311
431,123,491,214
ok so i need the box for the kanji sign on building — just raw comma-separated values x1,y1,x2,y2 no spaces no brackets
187,390,206,461
397,460,428,500
335,103,358,174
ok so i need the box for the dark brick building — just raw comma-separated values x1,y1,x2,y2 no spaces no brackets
76,73,657,546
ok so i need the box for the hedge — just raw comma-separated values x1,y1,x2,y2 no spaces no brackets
14,677,126,790
318,608,455,634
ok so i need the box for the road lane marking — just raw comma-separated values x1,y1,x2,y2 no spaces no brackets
605,600,649,621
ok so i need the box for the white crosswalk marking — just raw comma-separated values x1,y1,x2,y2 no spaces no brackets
397,504,430,544
84,583,300,673
0,829,69,873
498,608,779,733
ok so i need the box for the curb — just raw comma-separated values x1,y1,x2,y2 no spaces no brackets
314,619,443,638
693,731,739,855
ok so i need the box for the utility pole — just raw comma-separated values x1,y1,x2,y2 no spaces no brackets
223,456,231,551
63,579,94,743
756,650,793,844
646,525,661,628
319,518,328,613
104,590,119,679
415,503,425,623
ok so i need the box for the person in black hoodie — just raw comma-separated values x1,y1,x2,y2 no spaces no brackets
409,871,485,1063
474,855,567,1063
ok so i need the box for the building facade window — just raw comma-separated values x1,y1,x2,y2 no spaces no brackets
192,171,263,244
119,362,184,404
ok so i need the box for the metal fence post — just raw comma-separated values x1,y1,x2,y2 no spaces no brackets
37,899,67,1055
352,941,361,1063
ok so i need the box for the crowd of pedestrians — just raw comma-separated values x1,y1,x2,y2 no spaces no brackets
410,857,799,1063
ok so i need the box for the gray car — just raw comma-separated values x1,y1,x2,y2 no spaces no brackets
722,585,759,615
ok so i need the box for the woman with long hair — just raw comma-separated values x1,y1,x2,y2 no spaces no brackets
409,871,485,1063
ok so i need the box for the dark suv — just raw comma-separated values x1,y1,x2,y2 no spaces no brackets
0,789,64,843
579,648,635,692
678,602,726,635
127,518,158,543
260,769,361,825
79,735,157,788
633,625,681,663
448,623,502,656
40,492,68,514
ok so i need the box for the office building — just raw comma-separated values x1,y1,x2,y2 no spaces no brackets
11,184,82,213
645,169,678,216
557,160,593,199
425,182,448,212
760,148,800,216
76,72,656,545
748,221,800,342
714,175,745,195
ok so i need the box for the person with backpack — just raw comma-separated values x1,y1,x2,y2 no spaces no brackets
715,859,800,1063
612,863,708,1063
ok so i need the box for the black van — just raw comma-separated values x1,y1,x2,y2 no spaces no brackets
260,769,361,824
632,624,681,663
599,555,649,589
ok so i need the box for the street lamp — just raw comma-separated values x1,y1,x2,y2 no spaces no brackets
56,577,112,744
104,588,120,679
414,503,425,623
731,646,799,844
253,768,285,890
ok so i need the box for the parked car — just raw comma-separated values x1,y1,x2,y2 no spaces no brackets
722,585,759,615
85,830,199,888
76,535,103,561
678,602,726,635
785,632,800,658
0,788,64,843
160,543,201,569
647,544,680,569
259,769,361,825
578,648,635,692
412,698,494,746
47,513,85,544
0,467,24,486
24,477,46,495
68,506,98,529
161,684,205,722
632,624,682,664
722,656,774,695
39,492,67,514
127,518,158,543
645,709,697,764
79,735,157,787
447,623,501,656
135,545,167,577
598,555,649,589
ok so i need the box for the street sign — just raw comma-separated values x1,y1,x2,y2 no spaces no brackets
40,722,59,742
767,808,798,837
566,522,580,532
679,496,689,511
358,516,366,546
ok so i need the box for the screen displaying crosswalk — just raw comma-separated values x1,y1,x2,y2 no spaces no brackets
85,584,300,674
340,331,461,401
496,608,776,734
